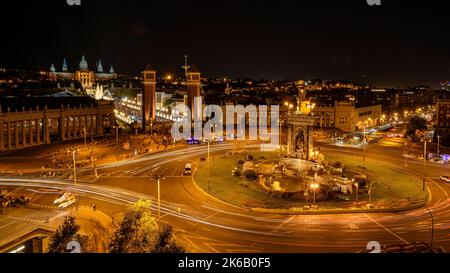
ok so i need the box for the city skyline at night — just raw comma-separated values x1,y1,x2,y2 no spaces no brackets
1,0,450,87
2,0,450,265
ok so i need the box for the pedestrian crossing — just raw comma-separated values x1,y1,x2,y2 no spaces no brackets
7,216,46,224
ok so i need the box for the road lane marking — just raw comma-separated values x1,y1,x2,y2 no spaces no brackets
250,215,296,248
0,221,17,230
364,214,409,244
428,178,449,198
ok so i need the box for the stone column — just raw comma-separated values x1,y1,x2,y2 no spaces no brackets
60,116,66,141
69,117,73,139
73,117,78,138
22,121,27,146
0,120,4,151
44,118,51,144
8,122,13,150
36,119,41,144
29,120,34,145
96,114,103,135
287,126,292,156
14,122,19,148
79,116,83,138
89,115,94,140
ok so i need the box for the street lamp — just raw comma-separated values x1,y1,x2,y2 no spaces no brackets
426,206,435,248
354,182,359,204
68,148,78,185
151,174,165,218
422,138,432,191
362,124,367,162
113,125,120,161
368,180,378,207
310,183,319,205
83,126,87,148
437,135,440,158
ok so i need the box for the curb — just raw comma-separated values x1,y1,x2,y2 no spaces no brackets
250,202,426,215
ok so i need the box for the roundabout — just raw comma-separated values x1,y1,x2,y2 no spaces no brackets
1,141,449,253
194,148,427,214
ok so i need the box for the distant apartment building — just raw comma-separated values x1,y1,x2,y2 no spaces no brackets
306,101,382,133
436,99,450,146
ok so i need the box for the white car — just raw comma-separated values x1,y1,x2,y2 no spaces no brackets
58,196,77,209
430,158,445,164
53,193,72,205
440,176,450,183
183,164,192,176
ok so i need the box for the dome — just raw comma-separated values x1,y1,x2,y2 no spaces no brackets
79,55,89,71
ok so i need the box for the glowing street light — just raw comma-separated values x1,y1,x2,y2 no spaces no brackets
310,183,319,205
354,182,359,203
151,174,166,218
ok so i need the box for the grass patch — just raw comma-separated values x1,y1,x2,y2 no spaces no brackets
325,153,426,203
196,151,295,208
195,150,427,209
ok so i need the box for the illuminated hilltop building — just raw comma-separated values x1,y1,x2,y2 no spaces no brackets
49,55,117,89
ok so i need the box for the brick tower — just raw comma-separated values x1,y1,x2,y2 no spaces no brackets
186,66,201,121
142,65,156,131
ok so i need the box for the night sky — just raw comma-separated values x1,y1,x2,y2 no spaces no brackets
1,0,450,88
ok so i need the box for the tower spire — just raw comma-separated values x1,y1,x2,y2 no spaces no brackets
62,58,68,72
181,54,191,78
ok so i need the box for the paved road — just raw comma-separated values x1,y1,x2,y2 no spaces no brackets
1,138,449,253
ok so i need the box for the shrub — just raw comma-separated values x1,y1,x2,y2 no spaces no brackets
243,170,258,181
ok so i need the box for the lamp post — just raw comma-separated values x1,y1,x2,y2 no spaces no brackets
208,139,210,193
422,138,431,192
354,182,359,204
83,126,87,148
71,149,77,185
114,125,119,161
368,181,375,206
363,124,367,162
437,135,440,159
151,174,165,218
311,183,319,205
426,206,435,248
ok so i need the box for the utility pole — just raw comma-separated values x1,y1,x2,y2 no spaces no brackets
72,149,77,185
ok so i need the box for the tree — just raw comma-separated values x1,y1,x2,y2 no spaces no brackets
109,200,157,253
153,225,186,253
163,98,174,108
109,200,185,253
48,216,80,253
406,116,427,138
243,169,258,181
